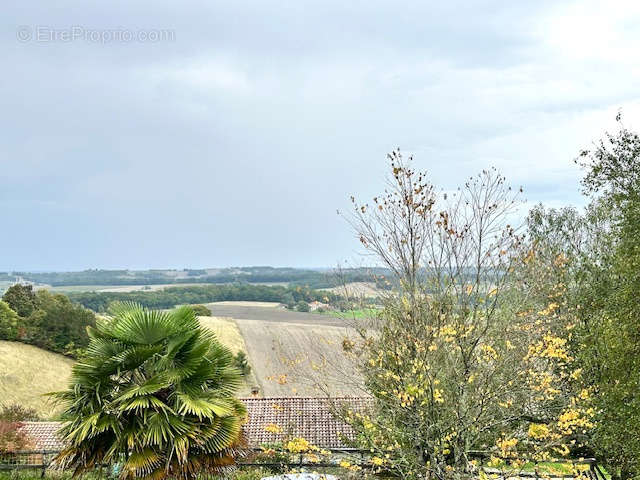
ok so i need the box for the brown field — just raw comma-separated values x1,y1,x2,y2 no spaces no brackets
197,315,261,396
205,302,346,326
0,341,73,418
236,319,362,397
205,303,362,397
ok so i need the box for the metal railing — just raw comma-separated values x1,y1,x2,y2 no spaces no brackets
0,450,60,477
0,448,610,479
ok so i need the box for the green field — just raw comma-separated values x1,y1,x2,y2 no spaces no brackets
319,308,380,319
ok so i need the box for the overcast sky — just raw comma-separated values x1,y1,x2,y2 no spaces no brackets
2,1,640,271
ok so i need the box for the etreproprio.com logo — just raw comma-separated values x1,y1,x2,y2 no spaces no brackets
16,25,176,43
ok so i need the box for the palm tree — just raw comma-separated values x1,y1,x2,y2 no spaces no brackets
53,302,247,480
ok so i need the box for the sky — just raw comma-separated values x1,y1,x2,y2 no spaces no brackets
2,0,640,271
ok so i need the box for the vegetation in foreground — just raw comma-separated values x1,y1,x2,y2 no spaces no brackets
339,154,589,480
331,122,640,480
0,467,379,480
53,303,247,480
0,405,40,453
527,117,640,479
324,127,640,479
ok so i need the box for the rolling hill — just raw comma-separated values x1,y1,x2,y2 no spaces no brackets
0,303,363,415
0,341,73,418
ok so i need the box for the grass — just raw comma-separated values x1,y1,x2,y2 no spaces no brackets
484,458,607,478
197,316,260,396
197,316,247,354
319,308,380,319
0,341,73,418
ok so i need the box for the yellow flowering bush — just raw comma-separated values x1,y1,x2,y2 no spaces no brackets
340,155,592,480
264,423,282,434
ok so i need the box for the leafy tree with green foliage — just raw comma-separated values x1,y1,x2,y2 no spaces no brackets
190,304,212,316
573,119,640,480
295,300,310,312
24,290,95,356
0,288,95,357
525,118,640,479
53,302,247,480
2,284,37,318
340,153,586,480
0,301,19,341
0,404,39,422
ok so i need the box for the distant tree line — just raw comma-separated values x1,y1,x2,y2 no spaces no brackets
67,283,339,312
0,284,95,357
0,266,392,289
0,269,171,287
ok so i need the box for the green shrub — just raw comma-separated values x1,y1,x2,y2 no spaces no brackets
190,304,212,316
295,300,310,312
0,404,39,422
233,351,251,376
0,404,38,454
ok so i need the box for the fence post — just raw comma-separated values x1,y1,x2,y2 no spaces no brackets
40,449,47,478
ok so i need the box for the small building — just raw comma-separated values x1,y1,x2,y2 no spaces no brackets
308,301,331,312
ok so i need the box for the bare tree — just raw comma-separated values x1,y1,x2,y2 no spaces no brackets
332,151,590,480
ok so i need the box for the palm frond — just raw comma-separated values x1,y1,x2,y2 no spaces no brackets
53,302,246,480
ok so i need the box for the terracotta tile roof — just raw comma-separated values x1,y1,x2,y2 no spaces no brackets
243,397,371,449
20,422,65,451
19,397,371,452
